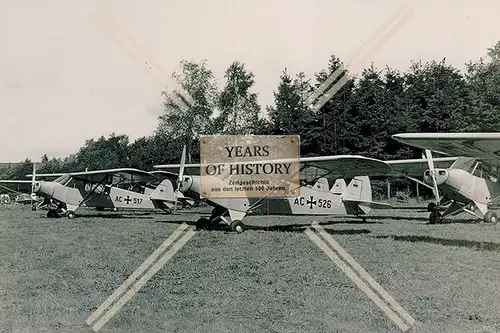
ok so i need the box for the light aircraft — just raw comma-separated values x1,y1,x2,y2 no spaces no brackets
0,166,191,218
0,171,42,207
154,147,393,233
391,132,500,224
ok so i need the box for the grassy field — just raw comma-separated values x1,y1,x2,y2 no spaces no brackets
1,203,500,333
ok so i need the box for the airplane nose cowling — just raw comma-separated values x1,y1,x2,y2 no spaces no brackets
38,181,55,197
423,168,449,186
180,176,193,193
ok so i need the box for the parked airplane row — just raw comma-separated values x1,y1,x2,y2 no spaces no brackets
1,132,498,232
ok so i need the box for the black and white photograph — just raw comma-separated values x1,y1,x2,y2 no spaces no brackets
1,0,500,332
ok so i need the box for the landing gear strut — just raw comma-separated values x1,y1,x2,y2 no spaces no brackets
195,207,246,233
46,206,77,219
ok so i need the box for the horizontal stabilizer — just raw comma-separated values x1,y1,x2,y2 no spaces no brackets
343,199,393,210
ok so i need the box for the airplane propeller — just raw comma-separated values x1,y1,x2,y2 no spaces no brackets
173,145,186,214
424,149,441,207
30,163,37,209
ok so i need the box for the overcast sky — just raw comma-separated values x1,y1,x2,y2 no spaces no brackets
1,0,499,161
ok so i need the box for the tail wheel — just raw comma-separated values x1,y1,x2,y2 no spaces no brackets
230,220,245,233
66,211,76,219
483,211,498,224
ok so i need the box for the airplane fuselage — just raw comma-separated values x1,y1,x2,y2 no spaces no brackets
246,186,358,216
424,168,500,205
181,176,367,216
35,180,159,211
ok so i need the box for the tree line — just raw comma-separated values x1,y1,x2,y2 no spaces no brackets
1,41,499,198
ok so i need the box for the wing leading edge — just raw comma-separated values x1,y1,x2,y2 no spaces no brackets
392,133,500,163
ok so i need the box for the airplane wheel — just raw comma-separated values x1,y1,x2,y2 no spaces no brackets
428,211,441,224
230,220,245,233
427,202,437,212
66,211,76,219
32,205,37,211
483,211,498,224
112,207,118,212
195,217,209,230
47,210,58,218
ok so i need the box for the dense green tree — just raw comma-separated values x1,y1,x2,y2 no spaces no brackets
268,69,316,154
454,42,500,131
158,60,219,162
308,55,356,156
75,133,130,171
404,59,471,133
212,61,263,135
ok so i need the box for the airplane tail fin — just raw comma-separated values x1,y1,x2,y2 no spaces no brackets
342,176,391,214
330,179,346,195
312,178,330,193
150,179,176,209
344,176,372,202
150,179,194,211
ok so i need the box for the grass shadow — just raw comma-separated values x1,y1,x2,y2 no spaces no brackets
72,213,154,220
374,235,500,251
156,219,373,235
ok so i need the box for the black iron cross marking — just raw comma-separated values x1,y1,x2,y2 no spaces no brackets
124,196,132,204
307,196,317,209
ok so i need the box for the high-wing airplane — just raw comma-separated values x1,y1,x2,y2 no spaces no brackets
0,168,43,207
391,132,500,224
154,149,393,233
385,155,458,207
0,167,191,218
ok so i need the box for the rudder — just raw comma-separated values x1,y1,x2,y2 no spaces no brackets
150,179,176,209
344,176,372,214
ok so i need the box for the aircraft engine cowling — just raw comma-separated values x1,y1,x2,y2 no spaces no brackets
423,168,449,187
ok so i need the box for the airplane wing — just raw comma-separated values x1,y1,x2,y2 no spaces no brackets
27,168,157,185
155,155,392,181
148,170,179,182
0,180,33,193
385,157,458,178
0,180,32,183
392,132,500,176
